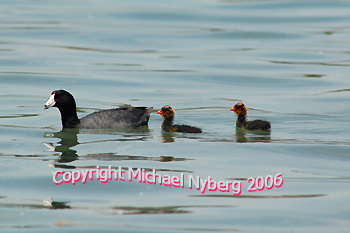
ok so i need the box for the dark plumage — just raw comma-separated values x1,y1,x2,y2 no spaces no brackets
231,102,271,130
157,105,202,133
44,90,152,129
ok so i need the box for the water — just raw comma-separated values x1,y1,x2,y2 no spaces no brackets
1,0,349,232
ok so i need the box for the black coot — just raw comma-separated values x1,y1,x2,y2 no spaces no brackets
44,90,153,129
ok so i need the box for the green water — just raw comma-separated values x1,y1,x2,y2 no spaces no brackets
1,0,349,232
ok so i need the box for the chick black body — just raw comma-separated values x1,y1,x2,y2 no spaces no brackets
157,105,202,133
231,102,271,130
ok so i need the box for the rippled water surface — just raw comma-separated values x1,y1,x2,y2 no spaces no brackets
1,0,349,232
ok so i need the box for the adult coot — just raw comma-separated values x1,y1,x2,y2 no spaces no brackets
231,102,271,130
157,105,202,133
44,90,153,129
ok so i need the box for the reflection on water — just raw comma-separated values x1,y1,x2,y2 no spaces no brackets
235,127,271,143
110,206,190,215
108,204,233,215
0,199,71,210
43,198,71,209
161,131,175,143
84,153,188,163
161,131,204,143
43,129,191,170
44,129,79,164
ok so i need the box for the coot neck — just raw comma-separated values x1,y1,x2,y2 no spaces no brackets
161,116,174,132
57,104,80,128
236,115,247,128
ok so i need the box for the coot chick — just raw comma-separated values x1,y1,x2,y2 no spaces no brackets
157,105,202,133
231,102,271,130
44,90,153,129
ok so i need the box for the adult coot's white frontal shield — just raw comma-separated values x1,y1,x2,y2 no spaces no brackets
44,93,56,109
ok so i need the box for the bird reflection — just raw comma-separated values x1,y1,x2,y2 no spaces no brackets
44,128,79,166
43,129,187,167
235,127,271,143
161,131,175,143
43,198,71,209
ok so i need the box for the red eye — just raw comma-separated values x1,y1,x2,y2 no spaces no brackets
58,94,62,98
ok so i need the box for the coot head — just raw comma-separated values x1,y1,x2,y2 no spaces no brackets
44,90,76,110
157,105,174,119
230,102,247,117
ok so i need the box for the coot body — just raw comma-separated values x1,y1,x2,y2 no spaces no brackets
44,90,152,129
